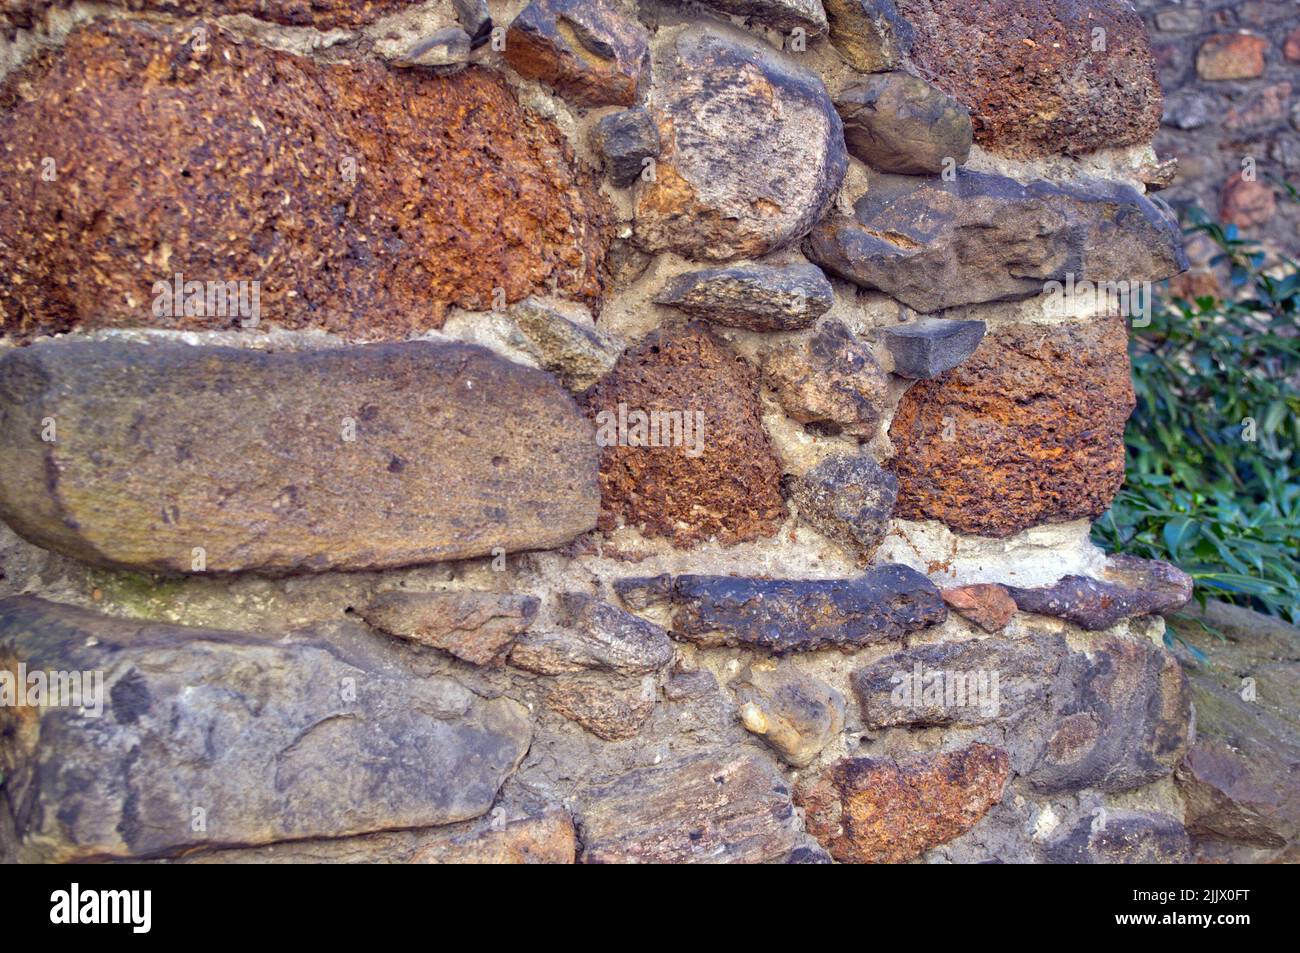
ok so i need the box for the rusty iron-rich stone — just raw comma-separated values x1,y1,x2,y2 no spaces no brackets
634,23,846,261
509,592,674,676
1005,556,1194,631
577,751,798,863
888,318,1136,538
763,319,890,439
796,744,1010,863
894,0,1163,157
585,323,786,546
804,171,1187,314
733,661,845,767
502,0,651,108
1029,636,1190,794
822,0,914,72
2,0,413,32
359,591,540,666
0,19,609,341
1042,810,1191,864
0,339,599,574
654,263,834,332
940,583,1017,633
0,596,532,863
836,72,972,174
614,565,947,653
783,453,898,563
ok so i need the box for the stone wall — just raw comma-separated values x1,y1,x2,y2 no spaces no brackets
0,0,1273,864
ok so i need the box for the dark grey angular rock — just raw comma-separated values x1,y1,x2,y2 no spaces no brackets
509,592,674,676
784,453,897,562
804,170,1188,313
0,596,531,863
614,565,947,653
836,72,972,174
689,0,829,34
589,108,660,188
823,0,914,72
654,263,833,331
881,317,985,378
453,0,492,39
1042,810,1191,864
1005,555,1194,631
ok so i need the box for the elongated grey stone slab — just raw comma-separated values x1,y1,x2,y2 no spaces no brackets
654,263,834,331
0,339,599,574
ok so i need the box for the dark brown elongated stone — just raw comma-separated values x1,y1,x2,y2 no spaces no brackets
1005,556,1194,630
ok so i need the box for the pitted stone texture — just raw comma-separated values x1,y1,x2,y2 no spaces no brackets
577,751,798,863
508,299,622,392
615,566,947,653
634,23,846,261
733,662,845,767
359,591,539,666
0,597,532,863
823,0,914,72
546,676,656,741
783,453,898,563
895,0,1163,157
503,0,651,108
797,744,1010,863
763,319,889,439
881,318,985,379
585,323,786,547
589,108,661,188
654,263,833,332
1005,556,1194,631
689,0,829,34
1042,810,1191,864
1,0,411,31
836,73,972,174
0,20,609,341
888,318,1135,538
804,171,1187,314
941,584,1016,633
0,339,599,574
509,592,673,676
1029,636,1190,794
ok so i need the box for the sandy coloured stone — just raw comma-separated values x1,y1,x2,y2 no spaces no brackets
654,263,834,332
888,318,1136,538
1004,556,1194,631
0,339,599,574
1196,33,1269,81
940,583,1017,633
359,591,540,666
547,676,657,741
797,744,1010,863
509,592,673,676
733,662,845,767
0,19,609,341
763,320,890,438
822,0,914,72
508,299,622,392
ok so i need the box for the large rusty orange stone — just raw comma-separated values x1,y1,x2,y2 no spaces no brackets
888,317,1135,538
0,19,610,340
895,0,1163,157
797,744,1010,863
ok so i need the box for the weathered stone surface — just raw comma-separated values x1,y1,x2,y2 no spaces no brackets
509,592,673,676
547,676,656,740
853,633,1067,729
589,108,661,188
503,0,650,108
691,0,829,34
3,0,412,32
1221,172,1276,228
585,323,786,546
1196,32,1268,81
615,565,947,653
654,263,833,332
896,0,1162,157
0,339,599,574
0,596,532,863
1005,556,1194,631
509,299,622,392
805,171,1187,314
836,73,972,174
1042,810,1191,864
823,0,914,72
783,454,898,562
387,27,472,71
634,23,846,260
453,0,492,37
881,318,985,379
0,20,609,340
1029,636,1189,794
797,744,1010,863
577,751,798,863
888,318,1135,538
359,591,539,666
763,319,889,438
733,662,845,767
941,583,1016,633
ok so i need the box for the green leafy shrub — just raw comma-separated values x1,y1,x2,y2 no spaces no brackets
1092,213,1300,624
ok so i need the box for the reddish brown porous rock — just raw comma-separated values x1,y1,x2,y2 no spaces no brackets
585,323,786,546
2,1,413,32
1221,173,1277,228
941,584,1017,633
797,744,1010,863
888,317,1135,538
893,0,1163,157
1196,32,1269,81
0,19,609,341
